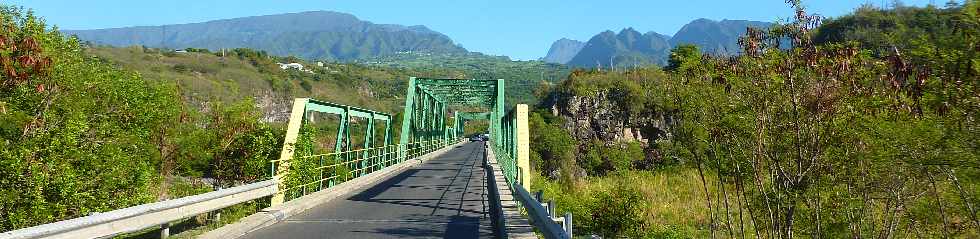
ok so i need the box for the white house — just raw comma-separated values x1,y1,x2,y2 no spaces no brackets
277,62,315,74
277,63,305,70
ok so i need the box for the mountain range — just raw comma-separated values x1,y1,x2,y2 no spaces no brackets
64,11,466,61
67,11,771,68
546,19,772,68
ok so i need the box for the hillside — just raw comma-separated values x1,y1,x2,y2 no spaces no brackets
65,11,466,61
813,4,967,58
85,46,450,121
542,38,585,64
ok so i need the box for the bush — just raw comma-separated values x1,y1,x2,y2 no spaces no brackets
0,5,178,230
589,185,651,238
579,140,645,176
529,112,576,178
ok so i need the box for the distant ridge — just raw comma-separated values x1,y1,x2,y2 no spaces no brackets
670,18,772,56
560,18,772,68
64,11,467,61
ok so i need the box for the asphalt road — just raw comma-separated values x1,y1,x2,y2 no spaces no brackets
240,142,494,239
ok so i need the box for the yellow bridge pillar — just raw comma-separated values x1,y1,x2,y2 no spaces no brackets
515,104,531,193
270,99,308,206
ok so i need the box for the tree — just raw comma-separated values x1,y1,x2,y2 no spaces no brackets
1,5,180,230
667,44,701,72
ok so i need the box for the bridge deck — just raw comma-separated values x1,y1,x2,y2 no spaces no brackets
240,142,493,239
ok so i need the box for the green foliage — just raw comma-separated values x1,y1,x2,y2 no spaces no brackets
184,48,210,53
0,5,175,230
589,185,651,238
0,6,288,231
533,2,980,238
667,44,702,72
528,111,576,178
86,45,439,113
579,140,645,176
282,124,323,196
206,101,283,185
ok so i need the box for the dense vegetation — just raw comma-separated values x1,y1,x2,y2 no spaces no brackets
532,1,979,238
0,6,347,232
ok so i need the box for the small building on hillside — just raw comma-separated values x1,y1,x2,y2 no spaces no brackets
278,62,304,70
278,62,314,74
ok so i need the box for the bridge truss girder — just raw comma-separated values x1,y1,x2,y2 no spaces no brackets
398,77,505,146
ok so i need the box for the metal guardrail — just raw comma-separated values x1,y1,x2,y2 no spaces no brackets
512,183,573,239
0,180,277,239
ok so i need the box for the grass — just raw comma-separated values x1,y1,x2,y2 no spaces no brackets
533,167,756,238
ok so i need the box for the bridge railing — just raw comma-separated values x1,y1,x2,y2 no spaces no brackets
272,138,459,202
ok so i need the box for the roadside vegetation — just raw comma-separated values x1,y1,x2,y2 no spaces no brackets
0,5,289,231
0,5,428,233
531,1,980,238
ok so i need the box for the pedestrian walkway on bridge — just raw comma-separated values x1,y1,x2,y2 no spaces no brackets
239,142,494,239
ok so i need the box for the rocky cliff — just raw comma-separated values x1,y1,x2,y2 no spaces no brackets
545,90,675,148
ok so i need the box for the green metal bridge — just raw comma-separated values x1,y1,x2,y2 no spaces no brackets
2,77,571,239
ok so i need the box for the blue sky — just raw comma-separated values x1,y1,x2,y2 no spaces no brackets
9,0,940,60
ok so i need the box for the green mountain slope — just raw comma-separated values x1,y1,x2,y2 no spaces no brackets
566,28,672,68
65,11,466,61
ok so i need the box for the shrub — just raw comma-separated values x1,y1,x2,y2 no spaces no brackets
589,185,651,238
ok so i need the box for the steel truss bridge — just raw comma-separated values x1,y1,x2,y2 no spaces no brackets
2,78,573,239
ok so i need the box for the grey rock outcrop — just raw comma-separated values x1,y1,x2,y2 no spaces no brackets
546,90,675,148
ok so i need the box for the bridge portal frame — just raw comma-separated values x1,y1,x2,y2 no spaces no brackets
271,98,392,206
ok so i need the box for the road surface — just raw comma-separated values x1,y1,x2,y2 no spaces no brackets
239,142,494,239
